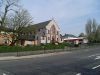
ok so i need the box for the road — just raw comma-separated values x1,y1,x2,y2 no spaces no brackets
0,47,100,75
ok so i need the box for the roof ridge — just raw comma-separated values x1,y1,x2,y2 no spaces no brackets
34,20,51,25
28,20,52,30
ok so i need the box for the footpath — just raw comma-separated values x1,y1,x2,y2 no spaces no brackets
0,51,71,61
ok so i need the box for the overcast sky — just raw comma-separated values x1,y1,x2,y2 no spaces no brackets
21,0,100,36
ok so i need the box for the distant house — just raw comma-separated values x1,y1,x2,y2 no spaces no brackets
62,34,88,44
78,37,88,44
59,34,64,43
19,19,61,46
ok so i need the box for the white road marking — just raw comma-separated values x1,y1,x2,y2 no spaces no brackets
76,73,81,75
88,54,100,58
92,65,100,69
3,73,7,75
95,56,100,60
88,55,96,57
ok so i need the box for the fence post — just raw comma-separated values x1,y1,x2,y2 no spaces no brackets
42,46,45,54
17,48,19,56
64,46,67,51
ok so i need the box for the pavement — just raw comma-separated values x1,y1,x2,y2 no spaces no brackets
0,47,100,75
0,51,71,61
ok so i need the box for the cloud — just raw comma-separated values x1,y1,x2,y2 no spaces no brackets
25,0,95,20
21,0,100,35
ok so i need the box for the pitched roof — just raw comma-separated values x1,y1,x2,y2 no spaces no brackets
62,34,77,38
29,20,51,30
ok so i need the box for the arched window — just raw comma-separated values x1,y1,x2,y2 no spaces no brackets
51,25,56,34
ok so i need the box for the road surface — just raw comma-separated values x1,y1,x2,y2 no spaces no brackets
0,47,100,75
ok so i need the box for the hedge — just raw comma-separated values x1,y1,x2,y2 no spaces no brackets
0,43,66,53
0,42,80,53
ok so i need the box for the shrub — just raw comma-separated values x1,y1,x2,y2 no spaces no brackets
0,43,66,53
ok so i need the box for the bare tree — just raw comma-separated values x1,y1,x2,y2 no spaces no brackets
0,0,3,24
7,9,33,46
85,19,92,35
85,19,98,43
0,0,19,29
96,25,100,42
79,33,85,37
92,19,97,33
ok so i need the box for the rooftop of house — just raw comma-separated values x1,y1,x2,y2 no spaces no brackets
15,20,52,34
29,20,52,30
62,34,77,38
